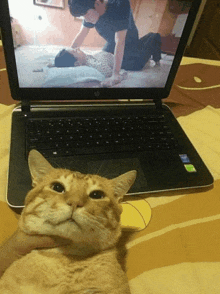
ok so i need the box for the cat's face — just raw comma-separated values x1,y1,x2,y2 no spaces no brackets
19,150,136,252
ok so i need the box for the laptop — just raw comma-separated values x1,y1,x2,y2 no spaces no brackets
1,0,213,212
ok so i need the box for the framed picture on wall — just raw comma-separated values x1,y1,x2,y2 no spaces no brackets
34,0,65,9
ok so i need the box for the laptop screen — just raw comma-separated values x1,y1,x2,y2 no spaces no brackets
1,0,200,100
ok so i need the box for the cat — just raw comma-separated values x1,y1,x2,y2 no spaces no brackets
0,150,136,294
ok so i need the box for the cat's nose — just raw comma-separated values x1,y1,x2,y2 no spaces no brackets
67,199,84,209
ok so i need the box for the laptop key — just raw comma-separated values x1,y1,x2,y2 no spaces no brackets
26,114,179,158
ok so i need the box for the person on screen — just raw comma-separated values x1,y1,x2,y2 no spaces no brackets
54,47,127,81
68,0,161,87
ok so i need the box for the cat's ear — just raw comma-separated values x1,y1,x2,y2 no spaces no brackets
112,170,137,201
28,150,54,186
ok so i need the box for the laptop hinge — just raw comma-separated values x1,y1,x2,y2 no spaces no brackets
154,99,162,110
21,100,31,112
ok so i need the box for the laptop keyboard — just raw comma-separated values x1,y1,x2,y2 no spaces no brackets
26,114,179,158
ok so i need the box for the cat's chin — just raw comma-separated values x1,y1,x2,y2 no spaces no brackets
53,242,101,257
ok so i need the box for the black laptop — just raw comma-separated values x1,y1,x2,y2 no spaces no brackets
0,0,213,211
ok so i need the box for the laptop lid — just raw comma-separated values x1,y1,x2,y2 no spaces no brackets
1,0,201,103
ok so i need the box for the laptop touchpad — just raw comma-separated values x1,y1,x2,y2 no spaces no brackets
88,158,148,193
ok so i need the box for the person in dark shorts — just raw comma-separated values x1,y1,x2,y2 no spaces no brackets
68,0,162,86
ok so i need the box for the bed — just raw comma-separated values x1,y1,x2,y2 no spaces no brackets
14,45,174,88
0,57,220,293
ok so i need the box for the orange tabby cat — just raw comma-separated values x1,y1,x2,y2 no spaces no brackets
0,150,136,294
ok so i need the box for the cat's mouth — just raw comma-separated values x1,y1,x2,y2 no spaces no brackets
68,218,75,222
68,218,76,224
67,217,82,230
54,217,77,226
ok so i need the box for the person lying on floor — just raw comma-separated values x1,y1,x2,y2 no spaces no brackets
54,33,161,87
53,47,128,83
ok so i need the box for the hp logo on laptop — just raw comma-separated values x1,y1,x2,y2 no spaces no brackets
94,91,100,98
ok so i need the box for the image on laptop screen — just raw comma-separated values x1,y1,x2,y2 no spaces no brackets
7,0,192,88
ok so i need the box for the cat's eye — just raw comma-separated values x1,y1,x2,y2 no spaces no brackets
89,190,105,199
51,182,65,193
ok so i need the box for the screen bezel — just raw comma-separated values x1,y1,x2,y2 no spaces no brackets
0,0,201,102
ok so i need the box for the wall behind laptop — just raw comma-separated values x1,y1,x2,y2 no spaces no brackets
8,0,105,48
8,0,191,54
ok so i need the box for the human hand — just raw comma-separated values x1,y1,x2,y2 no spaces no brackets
6,229,72,257
84,9,100,24
101,73,122,88
0,229,72,277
